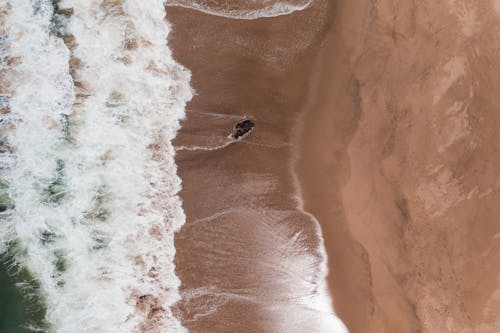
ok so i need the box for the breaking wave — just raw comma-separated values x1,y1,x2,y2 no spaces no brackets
0,0,192,332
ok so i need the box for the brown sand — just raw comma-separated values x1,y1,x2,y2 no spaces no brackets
167,2,337,332
168,0,500,332
298,0,500,332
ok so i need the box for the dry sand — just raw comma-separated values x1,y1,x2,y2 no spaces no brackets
168,0,500,332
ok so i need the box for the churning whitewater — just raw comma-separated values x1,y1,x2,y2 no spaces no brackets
0,0,192,332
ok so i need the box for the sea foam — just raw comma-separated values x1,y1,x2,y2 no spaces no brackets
0,0,192,332
165,0,313,20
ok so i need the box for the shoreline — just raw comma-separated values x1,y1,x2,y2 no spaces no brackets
293,2,374,331
168,0,500,332
166,2,347,332
297,1,500,332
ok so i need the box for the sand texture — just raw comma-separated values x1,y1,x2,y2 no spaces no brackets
168,0,500,332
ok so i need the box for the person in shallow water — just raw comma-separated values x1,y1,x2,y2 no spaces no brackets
233,119,255,139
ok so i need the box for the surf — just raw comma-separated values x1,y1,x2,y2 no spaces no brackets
0,0,192,332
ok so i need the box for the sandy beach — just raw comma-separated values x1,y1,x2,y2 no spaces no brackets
167,1,340,331
300,1,500,331
1,0,499,331
168,0,500,332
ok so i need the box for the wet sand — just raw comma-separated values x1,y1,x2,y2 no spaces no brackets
167,1,339,332
168,0,500,332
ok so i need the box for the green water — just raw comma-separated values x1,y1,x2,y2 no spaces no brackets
0,259,47,333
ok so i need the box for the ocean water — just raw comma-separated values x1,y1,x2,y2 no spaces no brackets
0,0,347,332
0,0,192,332
0,258,48,332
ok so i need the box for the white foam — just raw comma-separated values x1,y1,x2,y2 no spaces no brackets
287,56,349,332
0,0,192,332
165,0,313,20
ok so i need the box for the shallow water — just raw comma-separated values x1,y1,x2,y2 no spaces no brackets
167,1,348,331
165,0,312,19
